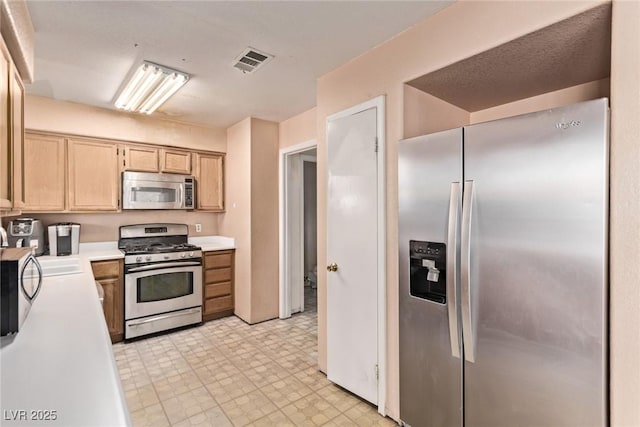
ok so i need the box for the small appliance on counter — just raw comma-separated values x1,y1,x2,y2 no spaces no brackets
48,223,80,256
7,218,45,256
1,247,43,336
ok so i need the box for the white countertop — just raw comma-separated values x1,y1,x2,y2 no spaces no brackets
0,244,130,426
188,235,235,252
0,236,234,426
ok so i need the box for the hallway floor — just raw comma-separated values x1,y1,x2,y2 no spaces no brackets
113,288,395,426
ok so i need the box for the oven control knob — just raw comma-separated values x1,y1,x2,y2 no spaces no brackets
189,251,194,257
181,253,186,258
136,256,142,263
146,256,152,262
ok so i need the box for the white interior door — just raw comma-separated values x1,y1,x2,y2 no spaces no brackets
327,106,379,405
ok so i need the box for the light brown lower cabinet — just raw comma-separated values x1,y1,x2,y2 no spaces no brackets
203,250,235,321
91,259,124,343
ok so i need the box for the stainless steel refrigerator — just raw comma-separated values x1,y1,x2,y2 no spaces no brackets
398,98,608,427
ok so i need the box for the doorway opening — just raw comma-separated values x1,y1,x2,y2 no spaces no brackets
279,140,317,319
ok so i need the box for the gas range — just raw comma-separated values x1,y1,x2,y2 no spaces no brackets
118,224,202,265
118,223,203,339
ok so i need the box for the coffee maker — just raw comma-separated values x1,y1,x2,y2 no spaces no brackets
7,218,45,256
48,223,80,256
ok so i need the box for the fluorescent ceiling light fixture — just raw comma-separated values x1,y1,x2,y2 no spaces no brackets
114,61,189,114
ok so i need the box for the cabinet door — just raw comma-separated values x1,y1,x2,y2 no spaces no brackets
123,144,159,172
68,138,119,211
160,148,191,174
194,152,224,211
0,42,9,209
10,64,24,209
92,260,123,343
23,133,66,211
202,249,235,321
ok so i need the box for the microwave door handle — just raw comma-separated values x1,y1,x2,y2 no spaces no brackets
177,185,183,208
20,256,43,302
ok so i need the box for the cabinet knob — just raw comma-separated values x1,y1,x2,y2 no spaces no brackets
326,263,338,272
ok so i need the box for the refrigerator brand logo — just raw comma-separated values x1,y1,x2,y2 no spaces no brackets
556,120,582,130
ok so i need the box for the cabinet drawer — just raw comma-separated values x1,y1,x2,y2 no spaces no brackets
204,252,232,269
205,282,231,299
91,260,120,279
205,267,232,284
205,296,233,314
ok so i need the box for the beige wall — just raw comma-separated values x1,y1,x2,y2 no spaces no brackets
219,117,279,324
403,84,470,137
18,211,218,242
250,118,280,323
315,0,621,420
279,107,317,148
609,0,640,425
471,78,610,123
25,95,226,152
220,118,252,322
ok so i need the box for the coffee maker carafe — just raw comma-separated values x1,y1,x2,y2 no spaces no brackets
48,223,80,256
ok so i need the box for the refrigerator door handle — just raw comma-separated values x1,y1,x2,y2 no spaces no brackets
447,182,461,358
461,180,475,363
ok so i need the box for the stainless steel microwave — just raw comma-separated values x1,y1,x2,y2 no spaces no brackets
1,247,43,336
122,171,195,210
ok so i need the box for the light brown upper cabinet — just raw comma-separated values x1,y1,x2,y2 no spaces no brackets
122,144,159,172
0,41,11,209
67,138,119,211
10,63,24,209
23,132,66,211
193,152,224,211
160,148,191,174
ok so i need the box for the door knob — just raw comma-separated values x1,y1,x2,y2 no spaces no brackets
327,263,338,272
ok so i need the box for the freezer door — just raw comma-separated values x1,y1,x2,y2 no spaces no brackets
398,128,463,427
462,99,608,427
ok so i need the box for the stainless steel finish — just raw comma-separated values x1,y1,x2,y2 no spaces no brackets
125,264,202,321
127,307,201,326
463,98,608,427
127,261,202,273
122,171,195,210
398,99,608,427
0,226,8,247
1,248,43,336
48,223,80,256
460,180,475,363
398,128,463,427
446,182,461,359
119,223,188,239
124,250,202,265
125,307,202,339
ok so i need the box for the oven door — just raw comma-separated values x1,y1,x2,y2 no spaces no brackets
125,262,202,320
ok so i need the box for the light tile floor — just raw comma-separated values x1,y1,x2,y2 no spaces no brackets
113,288,396,427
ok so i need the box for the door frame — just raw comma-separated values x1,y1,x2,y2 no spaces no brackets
279,139,317,319
326,95,386,415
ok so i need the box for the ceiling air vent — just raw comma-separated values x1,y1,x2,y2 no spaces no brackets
233,47,273,74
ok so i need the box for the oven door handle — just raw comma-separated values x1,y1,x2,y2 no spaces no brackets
127,261,202,273
128,307,202,326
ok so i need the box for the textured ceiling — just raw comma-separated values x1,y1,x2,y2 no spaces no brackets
25,0,453,128
408,4,612,112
